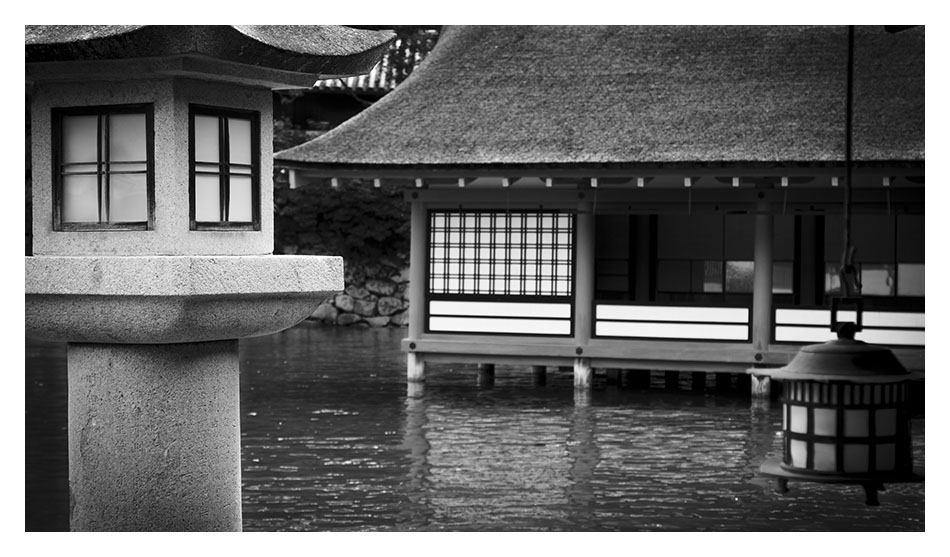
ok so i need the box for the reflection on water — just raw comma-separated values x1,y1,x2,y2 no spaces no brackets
26,323,924,531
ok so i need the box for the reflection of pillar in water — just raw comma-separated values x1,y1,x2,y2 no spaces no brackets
399,383,433,523
746,397,780,489
566,390,599,514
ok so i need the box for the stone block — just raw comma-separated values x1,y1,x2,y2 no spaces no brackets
310,302,338,322
337,312,363,326
353,299,377,317
334,293,355,312
390,311,410,327
377,296,403,316
345,285,370,299
364,316,391,327
365,279,396,296
390,267,410,284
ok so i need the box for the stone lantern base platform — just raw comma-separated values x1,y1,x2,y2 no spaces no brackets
26,255,343,343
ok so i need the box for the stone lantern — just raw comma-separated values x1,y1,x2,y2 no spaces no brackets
25,25,393,531
756,324,923,505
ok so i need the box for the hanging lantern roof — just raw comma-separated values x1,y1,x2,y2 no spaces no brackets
759,326,919,383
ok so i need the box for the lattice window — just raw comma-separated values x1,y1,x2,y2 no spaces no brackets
428,211,574,296
53,104,154,230
189,105,260,231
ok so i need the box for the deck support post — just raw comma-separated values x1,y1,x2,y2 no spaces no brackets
531,365,547,386
573,198,595,390
477,363,495,387
407,352,426,382
623,370,651,389
406,196,427,382
692,371,706,392
574,358,592,389
664,370,679,390
752,196,774,397
750,373,771,399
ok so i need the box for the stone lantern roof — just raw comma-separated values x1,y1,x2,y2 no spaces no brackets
26,25,396,89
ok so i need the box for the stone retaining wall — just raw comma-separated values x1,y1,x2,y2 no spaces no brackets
309,260,410,327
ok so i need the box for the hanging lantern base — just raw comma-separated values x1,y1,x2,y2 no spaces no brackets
760,458,923,506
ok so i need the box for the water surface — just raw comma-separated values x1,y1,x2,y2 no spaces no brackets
25,323,925,531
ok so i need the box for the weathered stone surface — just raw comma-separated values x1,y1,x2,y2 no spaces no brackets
25,255,343,343
345,285,370,299
364,316,391,327
337,312,362,326
390,310,410,327
334,293,355,312
353,299,377,317
344,267,366,285
310,302,339,322
377,296,403,316
365,279,396,296
68,341,241,531
25,255,344,296
390,267,410,284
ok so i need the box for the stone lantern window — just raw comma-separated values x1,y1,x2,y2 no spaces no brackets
189,104,260,230
53,103,154,230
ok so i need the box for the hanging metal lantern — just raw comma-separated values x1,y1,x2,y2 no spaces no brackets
757,324,923,505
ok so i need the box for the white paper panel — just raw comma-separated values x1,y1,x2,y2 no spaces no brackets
429,301,571,319
596,305,748,324
595,321,749,340
429,316,571,335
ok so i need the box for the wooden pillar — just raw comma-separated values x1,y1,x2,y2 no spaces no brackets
634,215,652,301
407,197,427,382
664,370,679,390
799,216,819,306
691,371,706,392
574,198,595,389
752,196,774,397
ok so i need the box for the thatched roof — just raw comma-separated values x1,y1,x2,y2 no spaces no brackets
276,25,924,173
26,25,395,79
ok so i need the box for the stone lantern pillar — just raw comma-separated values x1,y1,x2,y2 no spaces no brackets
25,25,393,531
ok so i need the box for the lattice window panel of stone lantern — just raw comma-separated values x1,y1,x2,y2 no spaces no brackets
52,104,155,230
189,105,261,231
